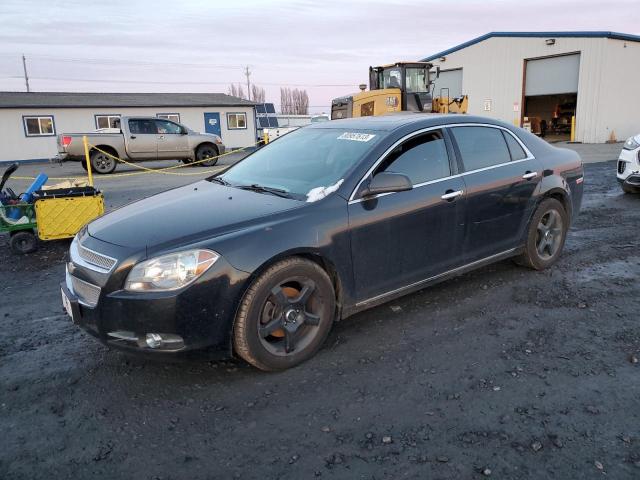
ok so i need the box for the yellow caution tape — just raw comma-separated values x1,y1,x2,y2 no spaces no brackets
10,140,262,182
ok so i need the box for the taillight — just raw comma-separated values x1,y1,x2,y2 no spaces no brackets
62,136,72,147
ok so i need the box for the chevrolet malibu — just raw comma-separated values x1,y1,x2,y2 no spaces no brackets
61,114,584,371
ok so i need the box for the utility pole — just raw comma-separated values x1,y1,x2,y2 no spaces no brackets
22,54,30,92
244,66,251,101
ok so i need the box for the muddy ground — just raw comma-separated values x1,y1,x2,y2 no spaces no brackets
1,160,639,479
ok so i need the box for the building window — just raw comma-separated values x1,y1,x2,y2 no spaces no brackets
157,113,180,123
227,112,247,130
95,115,121,129
23,116,55,137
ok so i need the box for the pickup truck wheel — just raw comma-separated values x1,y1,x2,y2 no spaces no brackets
196,144,219,167
90,150,117,174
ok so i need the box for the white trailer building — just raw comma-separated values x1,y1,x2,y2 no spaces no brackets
423,31,640,143
0,92,257,163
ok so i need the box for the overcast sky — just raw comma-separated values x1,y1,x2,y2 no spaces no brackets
0,0,638,113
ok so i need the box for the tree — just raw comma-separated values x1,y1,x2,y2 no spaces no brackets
280,87,309,114
251,85,266,103
228,84,246,100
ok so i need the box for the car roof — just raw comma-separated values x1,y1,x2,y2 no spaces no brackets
309,113,511,132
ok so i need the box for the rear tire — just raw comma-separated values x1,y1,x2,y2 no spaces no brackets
90,150,117,174
195,144,219,167
10,230,38,254
515,198,568,270
233,257,336,371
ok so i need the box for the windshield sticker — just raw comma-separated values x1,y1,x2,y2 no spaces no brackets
337,132,376,142
306,179,344,203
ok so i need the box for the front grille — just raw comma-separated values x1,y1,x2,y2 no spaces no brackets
70,274,101,307
77,243,117,271
618,161,627,175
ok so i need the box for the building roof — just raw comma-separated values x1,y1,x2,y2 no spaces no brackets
0,92,255,109
421,31,640,61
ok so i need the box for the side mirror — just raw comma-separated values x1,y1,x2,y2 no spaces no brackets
361,172,412,197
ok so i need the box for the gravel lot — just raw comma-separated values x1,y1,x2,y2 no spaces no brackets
1,155,639,479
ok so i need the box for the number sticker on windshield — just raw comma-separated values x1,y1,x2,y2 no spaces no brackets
337,132,376,142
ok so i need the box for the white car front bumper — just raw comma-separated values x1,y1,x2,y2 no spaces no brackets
617,145,640,184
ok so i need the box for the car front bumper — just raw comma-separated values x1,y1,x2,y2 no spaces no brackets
63,233,250,357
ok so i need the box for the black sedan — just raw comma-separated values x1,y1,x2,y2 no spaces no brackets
61,114,584,371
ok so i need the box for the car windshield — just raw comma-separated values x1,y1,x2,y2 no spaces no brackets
217,127,382,201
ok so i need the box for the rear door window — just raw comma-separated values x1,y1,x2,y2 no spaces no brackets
128,119,158,135
502,131,527,161
376,130,450,185
450,126,511,171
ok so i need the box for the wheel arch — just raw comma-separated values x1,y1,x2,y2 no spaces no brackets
539,187,572,222
89,144,120,160
195,141,218,155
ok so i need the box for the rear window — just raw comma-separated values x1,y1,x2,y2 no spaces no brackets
128,119,157,134
451,126,511,171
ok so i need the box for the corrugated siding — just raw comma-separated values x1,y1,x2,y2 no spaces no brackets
428,36,638,143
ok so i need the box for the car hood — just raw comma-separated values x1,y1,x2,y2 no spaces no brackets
88,181,302,250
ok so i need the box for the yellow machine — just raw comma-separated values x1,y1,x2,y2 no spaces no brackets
331,61,468,119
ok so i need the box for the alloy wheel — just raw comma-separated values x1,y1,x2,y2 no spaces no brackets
535,209,563,260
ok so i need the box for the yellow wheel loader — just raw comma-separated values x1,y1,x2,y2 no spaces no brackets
331,62,468,119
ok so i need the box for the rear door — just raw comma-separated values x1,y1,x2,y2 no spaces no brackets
155,119,190,159
448,125,542,262
125,118,158,160
203,112,222,137
348,129,467,302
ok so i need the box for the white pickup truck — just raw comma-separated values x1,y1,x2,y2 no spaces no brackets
56,116,225,174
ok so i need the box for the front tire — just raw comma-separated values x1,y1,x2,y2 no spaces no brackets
90,150,117,174
233,258,336,371
195,144,219,167
515,198,568,270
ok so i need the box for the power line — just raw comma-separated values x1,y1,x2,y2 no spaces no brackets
4,75,357,88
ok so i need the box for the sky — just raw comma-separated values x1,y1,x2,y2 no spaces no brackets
0,0,638,113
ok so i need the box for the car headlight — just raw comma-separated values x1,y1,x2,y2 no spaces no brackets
125,249,219,292
623,135,640,150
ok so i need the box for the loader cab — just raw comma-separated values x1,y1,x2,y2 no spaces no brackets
369,62,436,113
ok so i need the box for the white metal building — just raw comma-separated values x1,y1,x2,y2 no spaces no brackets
0,92,257,163
423,31,640,143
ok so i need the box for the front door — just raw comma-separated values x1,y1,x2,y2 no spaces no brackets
203,112,222,137
155,119,190,159
348,129,466,302
126,118,158,160
448,125,543,262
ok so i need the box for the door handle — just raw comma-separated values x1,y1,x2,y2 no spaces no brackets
130,135,136,139
522,171,537,180
158,135,164,140
441,189,464,201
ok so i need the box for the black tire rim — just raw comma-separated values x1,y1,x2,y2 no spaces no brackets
92,153,114,173
197,147,217,165
258,277,324,356
535,208,563,260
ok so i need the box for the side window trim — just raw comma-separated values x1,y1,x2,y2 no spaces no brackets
445,124,535,175
350,126,454,202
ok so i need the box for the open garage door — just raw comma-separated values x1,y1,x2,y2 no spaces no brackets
433,68,462,99
524,53,580,142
